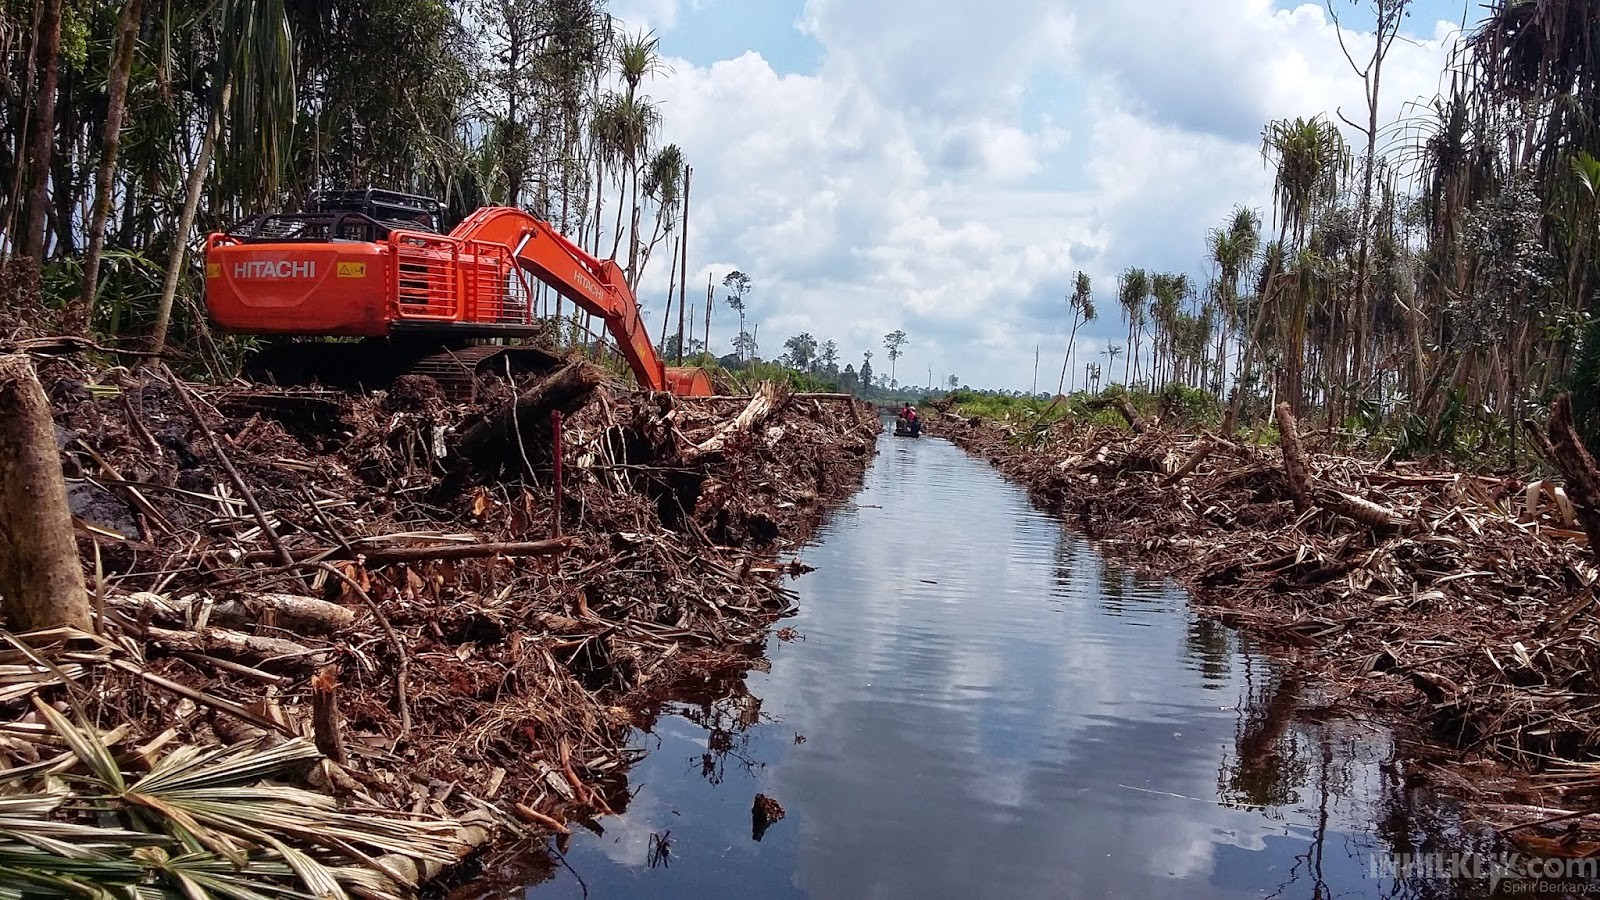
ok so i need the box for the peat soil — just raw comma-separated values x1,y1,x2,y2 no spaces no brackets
930,404,1600,850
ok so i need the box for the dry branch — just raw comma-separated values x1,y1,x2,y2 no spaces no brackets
231,537,576,567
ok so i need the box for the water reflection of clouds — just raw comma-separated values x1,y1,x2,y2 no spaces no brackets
754,439,1401,898
539,436,1450,899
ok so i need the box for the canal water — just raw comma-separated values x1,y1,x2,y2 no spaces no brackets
531,429,1487,899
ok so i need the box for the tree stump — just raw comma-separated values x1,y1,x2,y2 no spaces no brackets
0,355,90,631
1275,401,1314,513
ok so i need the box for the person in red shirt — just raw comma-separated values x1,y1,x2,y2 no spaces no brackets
900,403,921,437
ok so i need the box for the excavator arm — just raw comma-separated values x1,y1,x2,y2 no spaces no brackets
450,207,712,396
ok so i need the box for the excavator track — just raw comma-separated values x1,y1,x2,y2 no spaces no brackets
408,344,563,400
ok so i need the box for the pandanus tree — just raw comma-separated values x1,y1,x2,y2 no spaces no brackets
1260,115,1349,415
1057,271,1095,394
1118,268,1150,385
633,142,685,288
1209,205,1261,395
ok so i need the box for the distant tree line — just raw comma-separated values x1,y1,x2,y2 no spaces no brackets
0,0,700,365
1048,0,1600,464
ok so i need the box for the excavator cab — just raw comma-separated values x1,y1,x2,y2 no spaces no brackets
225,189,443,244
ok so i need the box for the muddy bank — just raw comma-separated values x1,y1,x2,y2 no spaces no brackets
932,405,1600,838
1,350,876,894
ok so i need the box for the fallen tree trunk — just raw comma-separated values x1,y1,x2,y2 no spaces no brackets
455,361,601,467
1086,394,1148,433
1275,402,1403,530
1161,436,1216,486
0,355,91,631
683,381,790,462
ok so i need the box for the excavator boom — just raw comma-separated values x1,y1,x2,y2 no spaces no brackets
204,195,712,396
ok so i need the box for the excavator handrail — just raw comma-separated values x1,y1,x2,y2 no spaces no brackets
449,207,672,393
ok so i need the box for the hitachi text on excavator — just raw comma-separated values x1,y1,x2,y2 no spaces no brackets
203,189,713,396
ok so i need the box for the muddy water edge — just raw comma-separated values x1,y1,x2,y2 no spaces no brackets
521,423,1516,899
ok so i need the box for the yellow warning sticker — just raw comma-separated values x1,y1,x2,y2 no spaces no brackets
205,262,220,279
336,261,367,279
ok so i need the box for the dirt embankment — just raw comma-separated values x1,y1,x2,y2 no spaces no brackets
932,405,1600,833
4,353,877,892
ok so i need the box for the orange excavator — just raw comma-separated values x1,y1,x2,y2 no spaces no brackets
204,189,713,396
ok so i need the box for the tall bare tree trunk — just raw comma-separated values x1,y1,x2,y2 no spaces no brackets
0,355,90,631
677,165,691,364
151,78,230,356
660,234,678,349
76,0,144,331
20,0,62,265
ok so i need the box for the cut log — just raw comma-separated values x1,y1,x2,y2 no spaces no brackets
311,665,348,764
1316,488,1405,532
0,355,91,631
143,624,327,670
456,362,601,466
113,591,356,635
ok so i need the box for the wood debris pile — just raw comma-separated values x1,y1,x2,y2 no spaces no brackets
2,352,876,892
934,405,1600,815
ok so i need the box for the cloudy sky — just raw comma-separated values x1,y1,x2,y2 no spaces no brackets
611,0,1474,392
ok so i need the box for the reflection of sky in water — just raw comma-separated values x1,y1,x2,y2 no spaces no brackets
532,434,1474,900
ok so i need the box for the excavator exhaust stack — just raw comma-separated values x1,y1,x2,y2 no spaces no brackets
205,189,713,397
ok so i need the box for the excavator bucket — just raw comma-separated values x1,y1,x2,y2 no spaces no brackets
665,366,715,397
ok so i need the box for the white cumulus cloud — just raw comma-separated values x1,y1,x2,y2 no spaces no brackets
621,0,1464,390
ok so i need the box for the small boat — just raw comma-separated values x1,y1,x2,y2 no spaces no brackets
894,420,921,438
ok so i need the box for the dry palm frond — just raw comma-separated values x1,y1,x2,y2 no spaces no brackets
0,704,463,900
